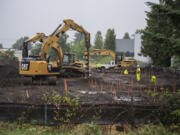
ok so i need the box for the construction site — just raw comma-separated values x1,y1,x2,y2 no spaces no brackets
0,20,180,124
1,0,180,133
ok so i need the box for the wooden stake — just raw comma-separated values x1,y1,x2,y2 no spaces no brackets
26,90,30,98
64,79,68,95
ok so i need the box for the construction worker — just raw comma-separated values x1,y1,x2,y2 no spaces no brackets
136,65,141,81
124,69,128,75
97,63,101,70
151,75,156,84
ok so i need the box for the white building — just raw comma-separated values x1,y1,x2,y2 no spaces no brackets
134,34,151,63
115,34,151,63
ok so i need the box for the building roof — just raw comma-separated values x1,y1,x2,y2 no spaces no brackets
115,39,134,53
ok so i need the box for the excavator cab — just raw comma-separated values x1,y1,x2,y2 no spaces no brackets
62,53,84,76
115,55,123,64
19,42,60,85
63,53,75,65
116,54,137,67
63,53,83,67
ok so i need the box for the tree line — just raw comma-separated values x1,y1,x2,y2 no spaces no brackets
2,29,121,60
4,29,131,60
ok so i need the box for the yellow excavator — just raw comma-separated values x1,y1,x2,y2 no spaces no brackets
19,19,90,84
90,49,137,68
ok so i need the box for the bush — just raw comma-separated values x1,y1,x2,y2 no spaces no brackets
128,124,179,135
0,122,179,135
157,89,180,126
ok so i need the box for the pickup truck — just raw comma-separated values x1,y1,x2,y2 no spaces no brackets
97,61,116,69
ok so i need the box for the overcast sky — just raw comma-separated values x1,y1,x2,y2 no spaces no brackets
0,0,158,48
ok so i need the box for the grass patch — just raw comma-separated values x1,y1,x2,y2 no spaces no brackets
0,122,179,135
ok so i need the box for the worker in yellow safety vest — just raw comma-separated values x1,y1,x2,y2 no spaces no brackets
124,69,128,75
136,65,141,81
97,63,101,69
151,75,156,84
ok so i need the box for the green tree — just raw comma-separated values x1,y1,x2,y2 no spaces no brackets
159,0,180,56
73,32,85,44
12,37,32,50
5,49,15,57
172,56,180,68
94,31,103,49
0,43,3,49
30,34,70,62
104,29,116,51
123,32,130,39
45,34,70,61
48,48,57,61
72,39,86,60
0,49,15,59
125,51,130,57
116,51,124,56
57,34,70,52
140,1,175,66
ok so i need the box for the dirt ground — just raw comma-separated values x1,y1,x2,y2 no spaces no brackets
0,68,180,105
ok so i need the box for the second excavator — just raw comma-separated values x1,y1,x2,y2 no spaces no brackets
90,49,137,69
20,19,90,84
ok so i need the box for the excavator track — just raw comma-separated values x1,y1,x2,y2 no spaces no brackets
21,76,57,85
92,66,137,74
0,57,57,86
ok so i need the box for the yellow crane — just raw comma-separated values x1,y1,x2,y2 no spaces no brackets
19,19,90,84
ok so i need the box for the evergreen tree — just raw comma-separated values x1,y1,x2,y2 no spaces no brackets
71,39,86,60
12,37,31,50
57,34,70,52
161,0,180,56
123,32,130,39
104,29,116,51
30,34,70,61
73,32,85,44
49,34,69,61
125,51,130,57
140,1,175,66
0,49,15,59
94,31,103,49
0,43,3,49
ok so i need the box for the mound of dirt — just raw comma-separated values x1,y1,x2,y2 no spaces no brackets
0,57,19,79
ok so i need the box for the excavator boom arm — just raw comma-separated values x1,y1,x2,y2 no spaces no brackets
22,33,46,58
25,33,46,43
23,19,90,72
40,19,90,69
90,49,116,60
